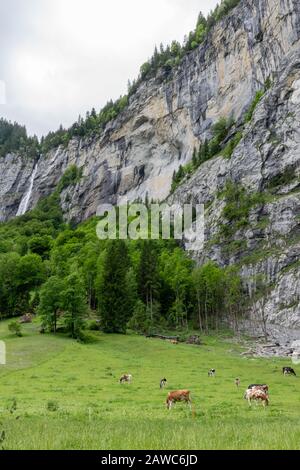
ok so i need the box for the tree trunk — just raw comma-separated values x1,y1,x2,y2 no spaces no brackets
216,311,219,332
89,278,92,309
150,293,153,322
197,292,203,332
205,306,208,333
71,313,75,338
54,310,57,334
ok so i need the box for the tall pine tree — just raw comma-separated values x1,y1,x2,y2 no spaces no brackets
98,240,133,333
138,241,160,321
62,272,86,338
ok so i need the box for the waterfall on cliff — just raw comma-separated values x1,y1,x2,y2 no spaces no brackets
16,163,38,216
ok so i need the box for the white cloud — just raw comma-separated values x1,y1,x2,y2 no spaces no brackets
0,0,219,136
0,80,6,104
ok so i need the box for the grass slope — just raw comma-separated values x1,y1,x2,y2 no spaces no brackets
0,321,300,450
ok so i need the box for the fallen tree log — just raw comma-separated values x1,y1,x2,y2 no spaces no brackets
145,334,180,341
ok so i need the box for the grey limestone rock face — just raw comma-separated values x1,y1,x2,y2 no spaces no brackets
171,49,300,334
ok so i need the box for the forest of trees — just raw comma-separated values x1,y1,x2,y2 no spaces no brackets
0,1,241,160
0,118,39,158
0,168,245,339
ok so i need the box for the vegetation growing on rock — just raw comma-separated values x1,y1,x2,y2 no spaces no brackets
0,118,39,159
171,116,241,192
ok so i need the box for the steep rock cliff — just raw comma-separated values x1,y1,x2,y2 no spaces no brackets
170,48,300,333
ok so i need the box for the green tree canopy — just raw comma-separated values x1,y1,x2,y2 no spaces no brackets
98,240,134,334
38,276,65,333
61,272,86,338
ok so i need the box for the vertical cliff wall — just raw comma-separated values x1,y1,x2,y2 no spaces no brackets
170,48,300,332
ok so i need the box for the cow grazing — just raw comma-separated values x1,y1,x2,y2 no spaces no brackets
235,378,241,388
208,369,216,377
120,374,132,384
160,378,167,390
170,340,178,345
166,390,191,410
283,367,296,376
248,384,269,395
245,388,269,407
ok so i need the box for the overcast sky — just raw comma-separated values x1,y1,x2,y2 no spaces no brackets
0,0,219,137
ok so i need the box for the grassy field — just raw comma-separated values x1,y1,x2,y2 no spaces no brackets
0,320,300,450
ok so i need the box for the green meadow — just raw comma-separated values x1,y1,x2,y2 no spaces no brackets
0,320,300,450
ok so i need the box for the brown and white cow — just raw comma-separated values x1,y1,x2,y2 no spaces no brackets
166,390,191,410
120,374,132,384
247,384,269,396
244,388,269,407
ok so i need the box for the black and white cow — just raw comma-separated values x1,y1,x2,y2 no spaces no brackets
208,369,216,377
160,378,167,389
283,367,296,376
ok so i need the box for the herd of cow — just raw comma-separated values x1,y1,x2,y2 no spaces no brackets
119,366,297,410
